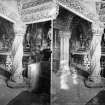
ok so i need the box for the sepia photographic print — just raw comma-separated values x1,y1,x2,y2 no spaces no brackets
0,0,105,105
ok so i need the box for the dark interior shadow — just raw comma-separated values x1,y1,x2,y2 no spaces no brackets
7,90,50,105
85,90,105,105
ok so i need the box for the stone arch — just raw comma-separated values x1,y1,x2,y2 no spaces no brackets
69,16,92,52
69,15,93,79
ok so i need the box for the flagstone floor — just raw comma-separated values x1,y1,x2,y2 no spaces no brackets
0,72,105,105
51,72,105,105
0,80,26,105
0,80,50,105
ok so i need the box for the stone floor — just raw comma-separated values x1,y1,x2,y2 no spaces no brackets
0,80,26,105
0,71,105,105
0,79,50,105
0,61,50,105
7,91,50,105
51,72,105,105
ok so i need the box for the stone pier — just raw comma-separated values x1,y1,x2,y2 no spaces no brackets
10,22,27,84
90,22,104,83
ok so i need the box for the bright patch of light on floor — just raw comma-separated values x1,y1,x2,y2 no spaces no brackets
72,74,78,85
60,71,70,90
60,80,69,90
60,60,71,90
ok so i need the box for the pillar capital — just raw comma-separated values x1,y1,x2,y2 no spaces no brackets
13,22,27,36
59,31,71,39
92,22,104,35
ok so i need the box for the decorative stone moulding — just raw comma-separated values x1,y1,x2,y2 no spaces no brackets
21,0,52,9
56,0,97,22
20,1,59,24
19,0,99,23
92,22,104,35
96,1,105,22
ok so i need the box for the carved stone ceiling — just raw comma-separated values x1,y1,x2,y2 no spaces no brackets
0,0,21,23
0,0,101,23
0,0,54,23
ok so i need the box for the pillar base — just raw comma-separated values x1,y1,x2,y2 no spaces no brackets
11,74,24,84
7,79,30,88
84,77,105,88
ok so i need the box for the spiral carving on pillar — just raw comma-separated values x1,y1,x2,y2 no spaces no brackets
90,22,104,83
9,22,27,83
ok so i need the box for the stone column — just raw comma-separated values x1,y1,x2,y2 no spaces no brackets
59,31,71,67
11,22,27,83
59,31,71,89
90,22,104,83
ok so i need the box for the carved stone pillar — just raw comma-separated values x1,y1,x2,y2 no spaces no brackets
60,31,71,68
11,22,27,83
90,22,104,83
59,31,71,89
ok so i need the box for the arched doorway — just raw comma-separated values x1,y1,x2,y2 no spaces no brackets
69,16,92,78
22,21,51,94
